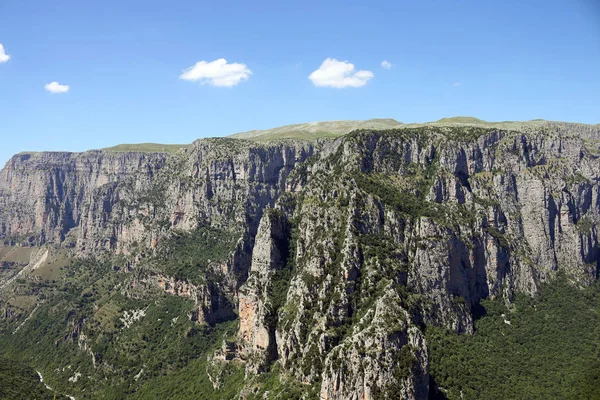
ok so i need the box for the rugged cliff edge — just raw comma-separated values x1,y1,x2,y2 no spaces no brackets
1,122,599,399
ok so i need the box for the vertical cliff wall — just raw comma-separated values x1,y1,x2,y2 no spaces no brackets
1,124,599,399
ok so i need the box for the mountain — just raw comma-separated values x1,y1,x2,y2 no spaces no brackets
227,118,403,141
228,116,600,142
101,143,186,153
1,120,600,399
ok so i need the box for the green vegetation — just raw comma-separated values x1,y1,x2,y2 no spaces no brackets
0,357,53,399
418,116,553,134
242,363,320,400
31,250,71,280
244,130,339,142
433,116,488,124
132,359,244,400
0,255,240,399
101,143,186,153
228,118,402,141
134,359,319,400
428,277,600,400
154,226,240,284
485,226,510,248
354,172,442,220
0,244,37,264
227,117,570,143
576,216,595,234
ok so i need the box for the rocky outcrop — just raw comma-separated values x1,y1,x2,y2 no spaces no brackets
320,287,428,400
233,127,600,398
141,274,236,325
237,208,291,372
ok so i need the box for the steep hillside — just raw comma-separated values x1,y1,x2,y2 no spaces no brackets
0,123,599,399
0,357,54,399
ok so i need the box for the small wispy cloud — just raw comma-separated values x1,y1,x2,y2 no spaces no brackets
381,60,392,70
452,81,462,87
180,58,252,87
45,81,70,93
309,58,373,88
0,44,10,63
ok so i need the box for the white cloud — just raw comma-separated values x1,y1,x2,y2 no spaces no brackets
452,81,462,87
309,58,373,88
381,60,392,70
180,58,251,87
45,81,70,93
0,44,10,63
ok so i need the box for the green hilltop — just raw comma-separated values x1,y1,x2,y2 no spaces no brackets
101,143,186,153
433,116,488,124
227,118,403,141
225,116,578,142
95,117,599,152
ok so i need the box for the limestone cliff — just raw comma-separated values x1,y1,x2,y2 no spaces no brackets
235,125,600,398
1,139,314,256
0,151,168,245
1,123,599,399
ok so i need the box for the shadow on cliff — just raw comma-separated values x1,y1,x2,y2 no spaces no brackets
471,301,487,321
428,375,449,400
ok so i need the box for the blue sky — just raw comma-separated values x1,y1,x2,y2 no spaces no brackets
0,0,599,166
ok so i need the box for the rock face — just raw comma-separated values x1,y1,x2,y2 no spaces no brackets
146,274,236,325
319,288,428,400
1,139,314,256
238,207,291,373
244,125,600,398
1,123,600,399
0,151,168,245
